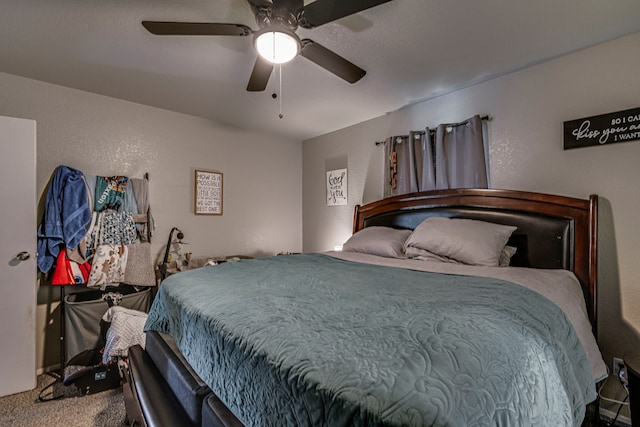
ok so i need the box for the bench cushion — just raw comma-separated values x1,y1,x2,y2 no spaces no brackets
145,331,211,426
128,344,193,427
202,393,245,427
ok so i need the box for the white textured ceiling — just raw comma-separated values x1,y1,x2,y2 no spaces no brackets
2,0,640,140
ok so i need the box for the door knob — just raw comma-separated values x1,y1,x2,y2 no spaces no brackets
16,251,30,261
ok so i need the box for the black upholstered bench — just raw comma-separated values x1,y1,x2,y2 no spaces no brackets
126,344,194,427
124,331,244,427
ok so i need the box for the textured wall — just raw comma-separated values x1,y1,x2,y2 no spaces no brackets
303,32,640,381
0,72,302,371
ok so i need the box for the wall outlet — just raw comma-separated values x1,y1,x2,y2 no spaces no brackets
613,357,628,384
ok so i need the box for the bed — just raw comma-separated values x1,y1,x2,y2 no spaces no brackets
135,188,607,427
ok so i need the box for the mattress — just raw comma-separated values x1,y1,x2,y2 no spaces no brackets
145,253,605,427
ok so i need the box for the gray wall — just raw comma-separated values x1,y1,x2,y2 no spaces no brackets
303,32,640,378
0,72,303,371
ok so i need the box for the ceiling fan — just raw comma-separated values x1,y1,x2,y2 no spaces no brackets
142,0,394,92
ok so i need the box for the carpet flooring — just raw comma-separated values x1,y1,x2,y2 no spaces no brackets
0,373,126,427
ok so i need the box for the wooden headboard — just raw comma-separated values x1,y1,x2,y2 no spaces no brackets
353,189,598,332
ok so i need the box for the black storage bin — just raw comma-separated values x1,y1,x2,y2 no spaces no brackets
64,285,151,363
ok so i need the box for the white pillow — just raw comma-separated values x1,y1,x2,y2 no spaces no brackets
404,217,516,267
342,226,412,258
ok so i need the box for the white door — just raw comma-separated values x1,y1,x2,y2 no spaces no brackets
0,116,37,396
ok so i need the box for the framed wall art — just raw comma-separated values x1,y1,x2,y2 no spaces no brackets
326,168,347,206
194,170,223,215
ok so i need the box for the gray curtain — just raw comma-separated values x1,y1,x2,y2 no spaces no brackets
384,131,436,198
435,115,487,189
384,115,487,197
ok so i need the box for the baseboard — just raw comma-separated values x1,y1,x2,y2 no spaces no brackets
37,363,61,376
600,407,631,427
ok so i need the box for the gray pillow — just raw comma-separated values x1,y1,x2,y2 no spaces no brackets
406,244,517,267
404,217,516,267
343,226,412,258
405,246,461,264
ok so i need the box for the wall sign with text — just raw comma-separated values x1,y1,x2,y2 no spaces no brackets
194,170,223,215
563,107,640,150
326,169,347,206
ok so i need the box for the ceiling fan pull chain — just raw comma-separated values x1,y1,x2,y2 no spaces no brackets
272,30,277,63
271,65,277,97
279,64,284,119
270,34,279,105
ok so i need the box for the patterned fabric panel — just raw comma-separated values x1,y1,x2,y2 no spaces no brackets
87,244,128,287
98,210,137,246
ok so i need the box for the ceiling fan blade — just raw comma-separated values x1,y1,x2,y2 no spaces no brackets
142,21,253,36
300,0,394,28
247,56,274,91
300,39,365,83
272,0,304,13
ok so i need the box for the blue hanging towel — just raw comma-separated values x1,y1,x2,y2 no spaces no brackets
37,165,91,273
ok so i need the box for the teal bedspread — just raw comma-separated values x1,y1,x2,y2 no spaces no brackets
145,253,596,427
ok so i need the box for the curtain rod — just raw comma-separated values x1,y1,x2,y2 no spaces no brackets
375,115,491,145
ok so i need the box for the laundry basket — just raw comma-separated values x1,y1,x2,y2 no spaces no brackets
63,285,151,363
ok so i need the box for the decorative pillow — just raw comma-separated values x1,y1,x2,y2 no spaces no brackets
123,243,156,287
342,226,412,258
499,245,518,267
87,244,128,287
404,217,517,267
405,246,462,264
406,244,518,268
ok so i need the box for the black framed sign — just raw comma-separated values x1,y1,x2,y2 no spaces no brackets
563,107,640,150
194,170,223,215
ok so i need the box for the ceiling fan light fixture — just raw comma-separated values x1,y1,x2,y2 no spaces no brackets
254,27,300,64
